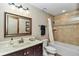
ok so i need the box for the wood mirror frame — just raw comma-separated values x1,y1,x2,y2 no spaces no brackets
4,12,32,37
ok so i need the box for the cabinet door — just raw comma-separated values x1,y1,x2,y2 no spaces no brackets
24,47,34,56
34,43,43,56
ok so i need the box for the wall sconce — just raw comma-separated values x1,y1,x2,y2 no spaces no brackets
8,3,29,11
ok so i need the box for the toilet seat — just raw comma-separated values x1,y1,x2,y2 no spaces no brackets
45,46,56,54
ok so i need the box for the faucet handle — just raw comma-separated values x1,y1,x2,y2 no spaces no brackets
11,37,13,40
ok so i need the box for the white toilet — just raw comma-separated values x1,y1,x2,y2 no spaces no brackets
43,39,57,56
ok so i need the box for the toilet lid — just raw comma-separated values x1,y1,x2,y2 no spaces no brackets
45,46,56,54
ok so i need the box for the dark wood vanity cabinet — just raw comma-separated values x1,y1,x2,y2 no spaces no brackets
4,43,43,56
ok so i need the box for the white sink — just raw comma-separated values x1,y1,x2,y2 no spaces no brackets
12,41,32,48
12,39,41,48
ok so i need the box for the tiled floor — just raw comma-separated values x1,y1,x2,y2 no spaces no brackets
47,52,61,56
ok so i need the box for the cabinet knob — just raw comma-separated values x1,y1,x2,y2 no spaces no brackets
26,51,29,54
24,52,27,55
39,46,41,48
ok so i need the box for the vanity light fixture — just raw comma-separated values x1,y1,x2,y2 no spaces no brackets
9,3,16,10
8,3,29,11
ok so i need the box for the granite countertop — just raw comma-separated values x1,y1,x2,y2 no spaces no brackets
0,39,43,56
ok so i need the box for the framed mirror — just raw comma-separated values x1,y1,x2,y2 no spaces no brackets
4,12,32,37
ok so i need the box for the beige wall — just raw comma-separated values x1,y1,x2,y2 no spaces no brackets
54,10,79,46
0,3,53,42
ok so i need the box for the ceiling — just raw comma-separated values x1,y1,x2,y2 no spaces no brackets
30,3,77,16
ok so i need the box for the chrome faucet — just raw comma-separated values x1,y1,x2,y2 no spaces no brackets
10,37,14,45
18,38,24,43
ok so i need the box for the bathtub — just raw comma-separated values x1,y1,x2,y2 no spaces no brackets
49,41,79,56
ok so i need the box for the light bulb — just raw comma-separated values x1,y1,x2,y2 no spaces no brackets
26,8,30,16
26,10,30,15
19,8,23,12
26,10,31,17
10,5,16,10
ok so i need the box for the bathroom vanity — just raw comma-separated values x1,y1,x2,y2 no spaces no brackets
0,39,43,56
4,43,43,56
2,12,44,56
